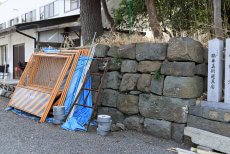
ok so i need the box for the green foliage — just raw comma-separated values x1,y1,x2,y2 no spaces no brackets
114,0,146,25
151,69,162,80
114,0,230,36
114,54,122,65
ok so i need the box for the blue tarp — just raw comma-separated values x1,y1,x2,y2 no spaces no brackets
61,56,93,131
43,47,60,53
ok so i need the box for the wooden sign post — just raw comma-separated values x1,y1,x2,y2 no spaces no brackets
225,39,230,104
207,39,224,102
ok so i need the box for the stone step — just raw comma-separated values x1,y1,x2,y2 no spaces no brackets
184,127,230,154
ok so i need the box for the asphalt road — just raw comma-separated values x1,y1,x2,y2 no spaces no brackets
0,97,186,154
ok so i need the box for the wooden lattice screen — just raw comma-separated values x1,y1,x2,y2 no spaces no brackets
8,53,75,122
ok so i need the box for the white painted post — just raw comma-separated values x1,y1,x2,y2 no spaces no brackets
207,39,224,102
225,39,230,103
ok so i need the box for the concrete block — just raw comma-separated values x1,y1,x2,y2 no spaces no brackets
184,127,230,154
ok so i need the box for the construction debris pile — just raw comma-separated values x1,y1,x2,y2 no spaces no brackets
7,46,109,131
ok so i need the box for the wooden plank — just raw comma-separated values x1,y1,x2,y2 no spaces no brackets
34,53,70,58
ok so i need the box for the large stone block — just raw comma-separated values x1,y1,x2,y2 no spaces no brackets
101,89,119,107
120,74,140,92
195,63,208,77
121,60,138,73
98,107,125,123
172,123,185,143
144,118,172,139
150,76,164,95
108,58,121,71
137,61,162,73
94,44,110,57
163,76,203,99
187,115,230,137
123,116,144,132
136,43,167,61
139,94,194,123
184,127,230,154
92,76,101,89
137,74,151,92
119,44,136,59
189,104,230,123
103,71,121,90
167,37,204,63
117,94,139,115
161,61,196,77
107,45,119,57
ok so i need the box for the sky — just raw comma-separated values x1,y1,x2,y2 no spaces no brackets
0,0,48,23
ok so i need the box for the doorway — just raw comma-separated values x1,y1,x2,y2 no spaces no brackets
13,44,25,79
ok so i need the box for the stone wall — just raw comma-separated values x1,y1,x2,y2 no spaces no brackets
93,37,207,143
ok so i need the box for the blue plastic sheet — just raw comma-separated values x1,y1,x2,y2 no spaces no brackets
43,47,60,53
61,56,93,131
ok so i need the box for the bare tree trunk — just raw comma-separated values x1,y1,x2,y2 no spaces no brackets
81,0,103,45
145,0,163,38
101,0,114,29
213,0,224,38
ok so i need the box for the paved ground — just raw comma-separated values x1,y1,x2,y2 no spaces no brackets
0,97,187,154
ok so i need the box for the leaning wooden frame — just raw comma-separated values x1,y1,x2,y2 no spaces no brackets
57,49,91,107
8,48,91,123
8,52,73,122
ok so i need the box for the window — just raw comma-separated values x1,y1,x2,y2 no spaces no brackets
8,18,19,27
0,46,7,66
64,0,80,12
40,1,58,20
21,14,26,23
22,10,36,23
9,19,14,27
25,12,31,22
40,7,44,20
0,23,6,30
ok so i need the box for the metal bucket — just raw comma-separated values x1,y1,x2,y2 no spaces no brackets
53,106,65,124
53,106,65,115
97,115,112,136
97,115,111,123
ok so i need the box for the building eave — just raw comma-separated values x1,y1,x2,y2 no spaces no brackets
0,14,80,37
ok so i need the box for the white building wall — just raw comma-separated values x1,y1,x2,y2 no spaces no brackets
0,29,37,79
0,0,81,78
0,0,80,27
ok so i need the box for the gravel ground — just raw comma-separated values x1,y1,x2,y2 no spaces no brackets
0,97,187,154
